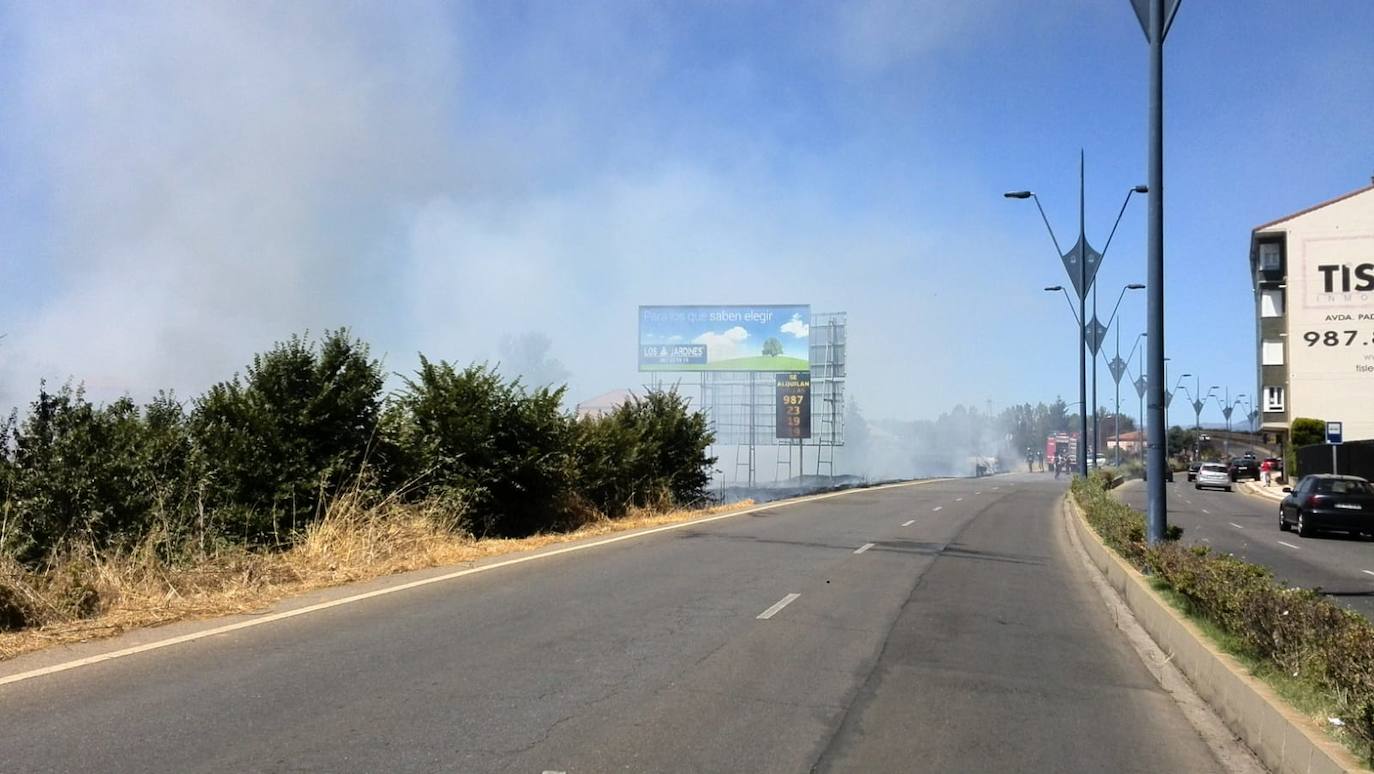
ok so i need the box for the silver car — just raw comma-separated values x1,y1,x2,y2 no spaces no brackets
1195,462,1232,492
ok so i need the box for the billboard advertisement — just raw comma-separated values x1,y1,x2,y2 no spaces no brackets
775,372,812,439
1286,230,1374,440
638,305,811,372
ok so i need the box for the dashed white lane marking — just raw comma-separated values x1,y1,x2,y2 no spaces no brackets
757,593,801,619
955,497,964,502
1201,508,1210,514
1228,522,1244,530
854,543,875,554
932,506,943,512
1363,570,1374,577
975,491,982,495
901,520,916,527
1277,541,1301,550
992,486,1000,490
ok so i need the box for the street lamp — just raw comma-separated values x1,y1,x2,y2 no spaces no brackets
1102,283,1145,466
1044,286,1081,325
1126,332,1147,456
1007,165,1143,477
1090,189,1148,471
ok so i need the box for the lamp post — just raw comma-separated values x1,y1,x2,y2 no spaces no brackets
1131,0,1183,544
1007,170,1143,477
1169,371,1190,457
1126,332,1147,456
1091,188,1149,470
1103,283,1145,466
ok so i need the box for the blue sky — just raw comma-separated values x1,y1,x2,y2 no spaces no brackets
0,1,1371,423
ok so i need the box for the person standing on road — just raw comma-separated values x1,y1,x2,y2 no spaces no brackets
1260,457,1272,487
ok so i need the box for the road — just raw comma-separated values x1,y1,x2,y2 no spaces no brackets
1,474,1225,773
1117,478,1374,619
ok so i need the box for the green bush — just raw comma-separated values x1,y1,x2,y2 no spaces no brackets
1,385,195,563
1075,475,1374,752
1290,417,1326,478
574,391,716,517
385,358,576,537
191,329,384,539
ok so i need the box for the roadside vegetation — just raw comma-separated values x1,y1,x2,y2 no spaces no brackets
0,330,717,655
1073,475,1374,760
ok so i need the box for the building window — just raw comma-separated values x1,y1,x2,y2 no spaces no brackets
1259,242,1281,271
1263,385,1285,413
1260,288,1284,317
1262,339,1285,366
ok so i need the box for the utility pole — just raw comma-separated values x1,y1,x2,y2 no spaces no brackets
1078,151,1089,478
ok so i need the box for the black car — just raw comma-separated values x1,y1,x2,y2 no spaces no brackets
1228,457,1260,482
1186,461,1201,482
1279,475,1374,538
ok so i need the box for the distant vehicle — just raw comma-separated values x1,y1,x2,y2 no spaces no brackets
1279,475,1374,538
1263,457,1284,473
1094,455,1107,468
1243,451,1257,460
1228,457,1260,482
1186,461,1201,482
1195,463,1232,492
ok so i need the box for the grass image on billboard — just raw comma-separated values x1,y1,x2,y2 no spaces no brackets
639,305,811,372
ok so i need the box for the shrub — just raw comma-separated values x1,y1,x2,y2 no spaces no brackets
574,390,716,517
1290,417,1326,478
191,329,384,539
386,358,576,537
1075,474,1374,752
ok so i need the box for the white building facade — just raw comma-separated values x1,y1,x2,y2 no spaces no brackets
1250,181,1374,447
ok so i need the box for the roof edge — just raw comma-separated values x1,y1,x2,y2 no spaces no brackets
1252,182,1374,233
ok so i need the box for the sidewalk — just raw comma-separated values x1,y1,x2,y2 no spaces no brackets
1237,479,1285,502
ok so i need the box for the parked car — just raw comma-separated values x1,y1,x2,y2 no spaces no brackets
1195,462,1232,492
1279,475,1374,538
1186,461,1201,482
1228,456,1260,482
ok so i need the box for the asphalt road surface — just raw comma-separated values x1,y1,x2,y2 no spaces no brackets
1117,478,1374,620
2,474,1225,773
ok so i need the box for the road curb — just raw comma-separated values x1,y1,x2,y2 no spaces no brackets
1239,480,1287,503
1066,495,1368,774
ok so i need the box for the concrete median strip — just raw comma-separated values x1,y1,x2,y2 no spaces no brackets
1065,495,1365,774
0,477,947,688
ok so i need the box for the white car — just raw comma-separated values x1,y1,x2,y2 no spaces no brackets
1195,462,1232,492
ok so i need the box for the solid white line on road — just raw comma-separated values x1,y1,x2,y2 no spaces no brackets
932,506,943,512
0,477,951,688
901,520,916,527
1363,570,1374,577
1228,522,1244,530
757,593,801,620
854,543,875,554
1278,541,1301,550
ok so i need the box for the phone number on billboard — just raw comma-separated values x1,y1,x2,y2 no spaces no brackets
1302,330,1374,347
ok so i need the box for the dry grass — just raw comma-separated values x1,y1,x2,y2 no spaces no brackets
0,495,753,662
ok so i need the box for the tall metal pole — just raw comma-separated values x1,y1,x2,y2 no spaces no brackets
1144,0,1168,544
1138,340,1145,456
1093,281,1100,469
1114,324,1122,466
1078,150,1089,478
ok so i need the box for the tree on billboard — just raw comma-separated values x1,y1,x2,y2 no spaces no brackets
761,337,783,357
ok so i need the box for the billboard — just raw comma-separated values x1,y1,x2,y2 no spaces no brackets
775,372,812,439
638,305,811,372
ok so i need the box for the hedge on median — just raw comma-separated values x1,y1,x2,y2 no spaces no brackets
1071,475,1374,755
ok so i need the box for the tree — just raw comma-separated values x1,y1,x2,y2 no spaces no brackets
1289,417,1326,477
761,337,783,357
498,332,570,389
